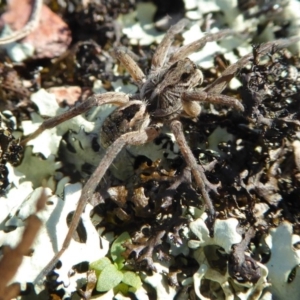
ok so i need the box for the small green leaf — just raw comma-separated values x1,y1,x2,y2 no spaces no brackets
111,232,131,266
96,264,124,292
90,257,112,271
122,271,142,289
90,257,112,277
114,282,129,295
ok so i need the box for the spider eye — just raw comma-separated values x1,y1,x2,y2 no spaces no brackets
181,73,190,81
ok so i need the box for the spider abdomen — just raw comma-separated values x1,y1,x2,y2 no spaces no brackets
100,102,146,149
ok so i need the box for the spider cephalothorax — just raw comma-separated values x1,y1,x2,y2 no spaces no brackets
21,18,299,279
143,58,203,119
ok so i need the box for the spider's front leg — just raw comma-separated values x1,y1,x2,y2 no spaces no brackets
21,92,130,145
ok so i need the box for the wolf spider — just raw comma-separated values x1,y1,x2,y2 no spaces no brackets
22,19,299,279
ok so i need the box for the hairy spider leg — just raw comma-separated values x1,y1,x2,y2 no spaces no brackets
205,36,300,95
171,120,218,218
182,90,245,116
114,48,146,87
21,92,130,145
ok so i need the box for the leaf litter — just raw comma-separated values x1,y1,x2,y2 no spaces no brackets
0,0,300,299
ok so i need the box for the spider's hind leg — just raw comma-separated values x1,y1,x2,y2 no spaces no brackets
39,124,160,279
